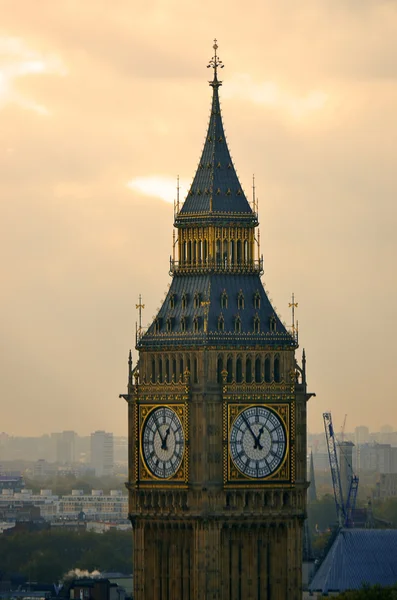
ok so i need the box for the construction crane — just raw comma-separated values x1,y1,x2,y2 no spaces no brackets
323,412,359,528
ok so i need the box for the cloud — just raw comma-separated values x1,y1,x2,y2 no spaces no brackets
127,176,190,204
0,36,66,114
222,74,328,120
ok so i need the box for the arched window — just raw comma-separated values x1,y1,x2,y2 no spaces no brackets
274,355,280,382
265,355,271,382
227,356,233,383
236,357,242,383
165,358,170,382
253,291,261,309
182,293,187,310
154,318,161,334
254,316,260,333
230,240,235,265
237,290,245,310
151,358,156,382
223,239,228,266
180,316,186,332
218,315,224,331
255,357,261,383
221,291,228,309
166,318,172,332
187,241,192,263
193,357,198,383
186,357,191,375
237,239,242,264
216,239,221,265
217,356,224,384
182,241,187,263
246,357,252,383
158,358,163,383
269,315,277,332
194,292,200,309
193,317,199,333
169,293,175,309
235,316,241,333
244,240,248,263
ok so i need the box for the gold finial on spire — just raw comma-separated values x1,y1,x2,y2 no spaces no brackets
289,293,298,341
207,38,224,87
135,294,145,344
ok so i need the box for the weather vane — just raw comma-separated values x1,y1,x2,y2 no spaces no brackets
207,38,224,86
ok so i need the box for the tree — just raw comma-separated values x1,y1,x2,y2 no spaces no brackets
0,530,132,582
337,584,397,599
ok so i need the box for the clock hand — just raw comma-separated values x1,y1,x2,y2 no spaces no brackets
161,427,171,451
242,413,261,448
254,425,264,451
156,423,165,445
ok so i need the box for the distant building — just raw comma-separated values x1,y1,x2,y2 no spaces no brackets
0,473,24,493
0,488,127,523
33,458,57,479
90,431,114,476
0,488,59,521
69,578,125,600
358,442,397,474
58,489,127,521
54,430,77,464
376,473,397,499
338,441,354,504
355,425,370,446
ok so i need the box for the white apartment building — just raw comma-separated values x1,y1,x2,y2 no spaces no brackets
0,488,128,522
58,489,127,520
0,488,59,519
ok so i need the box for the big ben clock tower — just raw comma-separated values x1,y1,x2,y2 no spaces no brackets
123,42,314,600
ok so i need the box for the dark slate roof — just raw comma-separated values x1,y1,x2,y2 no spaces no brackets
139,273,295,349
309,529,397,593
176,82,256,225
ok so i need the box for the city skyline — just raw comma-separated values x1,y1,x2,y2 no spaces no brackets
1,2,397,435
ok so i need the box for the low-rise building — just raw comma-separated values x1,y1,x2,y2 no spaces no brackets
0,489,128,525
58,490,127,521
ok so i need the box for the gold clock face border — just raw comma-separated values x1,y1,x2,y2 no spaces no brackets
224,402,292,485
138,403,189,486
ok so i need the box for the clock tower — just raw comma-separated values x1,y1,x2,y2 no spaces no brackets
123,42,313,600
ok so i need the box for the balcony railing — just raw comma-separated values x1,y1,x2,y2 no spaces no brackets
169,256,264,276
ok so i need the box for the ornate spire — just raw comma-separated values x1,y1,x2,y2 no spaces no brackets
308,450,317,503
207,39,224,88
177,40,255,223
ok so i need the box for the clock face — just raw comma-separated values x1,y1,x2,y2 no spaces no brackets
229,406,286,479
142,406,185,479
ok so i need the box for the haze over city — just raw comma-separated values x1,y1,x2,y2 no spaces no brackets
1,0,397,436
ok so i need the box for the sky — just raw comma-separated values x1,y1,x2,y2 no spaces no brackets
1,0,397,437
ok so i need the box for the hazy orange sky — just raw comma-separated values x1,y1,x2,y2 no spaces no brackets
1,1,397,436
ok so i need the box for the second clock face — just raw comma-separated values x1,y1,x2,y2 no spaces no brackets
229,406,286,479
142,406,185,479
